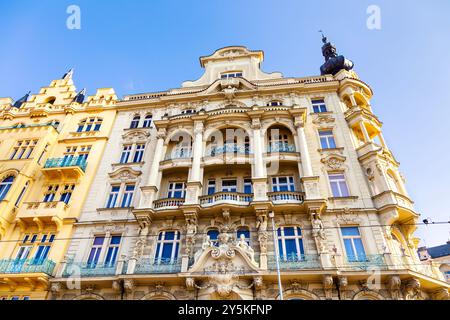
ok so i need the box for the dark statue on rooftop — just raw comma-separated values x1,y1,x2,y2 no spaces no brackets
319,32,354,76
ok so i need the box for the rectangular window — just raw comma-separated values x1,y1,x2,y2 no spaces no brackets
155,231,180,264
221,179,237,192
120,145,132,164
272,176,295,192
87,236,105,267
319,130,337,149
104,235,122,267
312,99,327,113
329,174,350,197
168,182,186,199
43,185,59,203
32,234,54,265
60,185,75,204
221,71,243,79
341,227,366,262
277,227,304,260
244,178,252,194
133,144,145,163
106,185,121,208
120,184,135,208
207,180,216,195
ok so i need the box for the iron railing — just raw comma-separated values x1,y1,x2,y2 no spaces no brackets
268,254,321,270
342,254,386,270
44,156,87,172
164,149,192,160
208,144,251,156
0,259,56,275
134,258,182,274
62,261,120,277
267,143,296,153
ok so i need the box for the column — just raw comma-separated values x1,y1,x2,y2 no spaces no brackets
251,118,268,201
295,123,313,177
139,129,166,208
185,121,204,205
359,121,371,143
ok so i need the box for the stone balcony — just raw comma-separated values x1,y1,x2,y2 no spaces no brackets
153,198,186,210
199,192,253,207
17,201,70,223
372,191,414,212
267,191,305,204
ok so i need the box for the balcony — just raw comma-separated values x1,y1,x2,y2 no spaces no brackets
164,149,192,161
153,198,185,209
267,143,296,153
341,254,386,271
42,156,87,179
268,191,305,204
17,201,69,221
268,254,321,271
208,144,250,157
134,258,182,274
0,259,56,276
199,192,253,207
62,261,120,278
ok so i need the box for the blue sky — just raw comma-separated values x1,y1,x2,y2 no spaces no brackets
0,0,449,246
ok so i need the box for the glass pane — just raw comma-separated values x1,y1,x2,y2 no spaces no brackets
283,227,295,236
343,239,355,259
354,238,366,259
165,232,175,240
285,239,297,257
207,230,219,240
339,181,349,197
93,237,105,245
161,243,173,260
110,236,121,245
341,227,360,237
330,182,340,197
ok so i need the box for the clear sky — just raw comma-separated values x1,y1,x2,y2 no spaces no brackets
0,0,449,246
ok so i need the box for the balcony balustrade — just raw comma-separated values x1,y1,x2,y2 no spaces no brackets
341,254,386,270
62,261,120,277
18,201,69,220
153,198,185,209
268,254,321,271
267,143,296,153
134,258,182,274
268,191,305,203
0,259,56,275
42,156,87,179
164,149,192,161
199,192,253,206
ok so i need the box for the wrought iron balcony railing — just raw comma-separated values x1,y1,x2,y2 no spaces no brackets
267,143,296,153
199,192,253,205
342,254,386,270
164,149,192,160
0,259,56,275
44,156,87,172
62,261,120,277
134,258,182,274
268,254,321,270
207,144,251,156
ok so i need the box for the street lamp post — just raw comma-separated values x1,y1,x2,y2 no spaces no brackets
269,211,284,300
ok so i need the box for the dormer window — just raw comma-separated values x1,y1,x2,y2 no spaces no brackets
267,100,283,107
181,109,195,115
220,71,243,79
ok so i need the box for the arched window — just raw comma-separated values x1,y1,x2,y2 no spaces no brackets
142,114,153,128
77,117,103,132
207,229,219,247
237,227,250,245
130,115,141,129
277,226,304,261
155,231,181,264
0,176,15,200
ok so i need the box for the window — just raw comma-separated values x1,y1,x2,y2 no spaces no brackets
244,178,252,194
43,185,59,203
77,117,103,132
220,71,243,79
15,181,28,207
60,184,75,204
78,146,91,161
267,101,283,107
180,109,195,115
341,227,366,262
142,114,153,128
106,185,121,208
312,99,327,113
130,115,140,129
277,227,304,260
10,140,38,160
387,172,399,193
272,176,295,192
133,144,145,163
207,180,216,195
269,133,290,152
319,130,336,149
32,234,55,265
207,229,219,247
328,173,350,198
237,227,250,245
104,236,122,267
155,231,180,264
168,182,186,199
221,179,237,192
0,176,14,201
87,236,105,267
120,145,132,163
120,184,135,208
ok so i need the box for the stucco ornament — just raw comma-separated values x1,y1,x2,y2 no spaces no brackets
311,212,327,254
321,154,346,170
404,278,423,300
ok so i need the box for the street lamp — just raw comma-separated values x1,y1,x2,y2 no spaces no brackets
269,211,284,300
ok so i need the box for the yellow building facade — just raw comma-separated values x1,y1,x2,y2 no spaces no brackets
0,71,117,300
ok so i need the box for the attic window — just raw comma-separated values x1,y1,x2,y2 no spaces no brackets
267,101,283,107
181,109,195,115
221,71,243,79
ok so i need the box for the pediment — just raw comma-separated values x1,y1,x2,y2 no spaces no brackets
108,167,142,181
122,129,151,142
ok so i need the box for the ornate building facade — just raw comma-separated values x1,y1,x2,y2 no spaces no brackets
0,71,118,300
1,40,449,300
